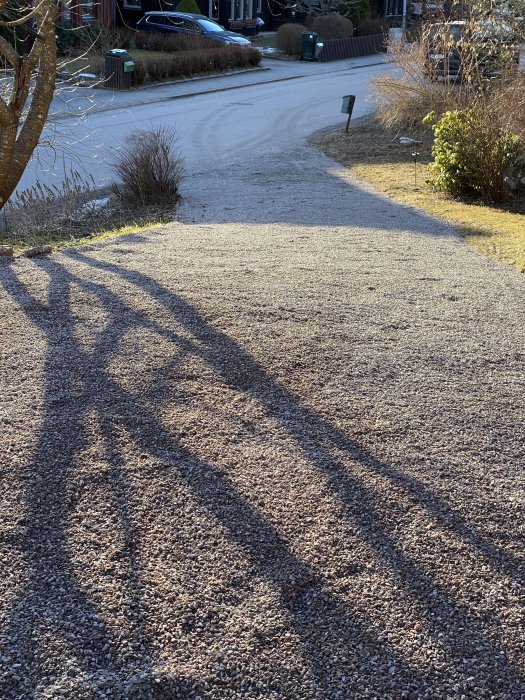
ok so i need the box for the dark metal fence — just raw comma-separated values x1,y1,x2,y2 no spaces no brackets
317,33,387,61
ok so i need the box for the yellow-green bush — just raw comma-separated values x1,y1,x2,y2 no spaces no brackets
427,109,521,203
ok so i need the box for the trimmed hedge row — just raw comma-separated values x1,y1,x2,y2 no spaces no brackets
131,45,261,85
135,31,221,52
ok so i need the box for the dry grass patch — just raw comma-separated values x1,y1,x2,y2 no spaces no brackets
0,186,173,253
312,117,525,273
250,33,277,49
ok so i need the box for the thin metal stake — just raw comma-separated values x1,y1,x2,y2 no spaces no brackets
412,151,420,187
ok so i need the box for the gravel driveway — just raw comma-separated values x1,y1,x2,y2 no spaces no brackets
1,144,524,700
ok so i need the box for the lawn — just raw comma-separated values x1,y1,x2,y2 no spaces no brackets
251,32,277,49
312,117,525,273
0,192,174,253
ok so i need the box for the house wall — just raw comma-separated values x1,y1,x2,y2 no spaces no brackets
96,0,114,28
116,0,217,27
70,0,385,31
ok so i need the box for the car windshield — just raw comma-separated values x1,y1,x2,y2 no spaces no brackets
196,18,225,32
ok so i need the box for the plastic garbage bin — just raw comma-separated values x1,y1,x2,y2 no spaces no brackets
105,49,135,89
300,31,318,61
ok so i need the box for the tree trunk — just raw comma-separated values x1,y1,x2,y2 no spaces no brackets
0,0,58,208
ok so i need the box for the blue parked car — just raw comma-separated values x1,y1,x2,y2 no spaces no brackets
136,12,253,47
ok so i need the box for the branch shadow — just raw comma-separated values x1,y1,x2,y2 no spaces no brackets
0,249,523,698
0,261,205,700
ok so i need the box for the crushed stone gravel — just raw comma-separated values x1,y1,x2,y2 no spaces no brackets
0,145,524,699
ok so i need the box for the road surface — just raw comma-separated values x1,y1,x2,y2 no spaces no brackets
17,56,394,194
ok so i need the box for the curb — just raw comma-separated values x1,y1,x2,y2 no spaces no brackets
50,55,393,122
54,65,270,96
109,64,271,91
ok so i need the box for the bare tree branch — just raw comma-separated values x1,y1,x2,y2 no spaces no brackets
0,0,48,26
0,33,19,66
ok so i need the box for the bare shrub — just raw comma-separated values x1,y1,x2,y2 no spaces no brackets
494,70,525,144
371,40,470,132
167,51,203,77
112,127,185,207
170,34,219,51
146,45,260,79
423,19,519,85
145,54,172,81
276,23,308,55
246,46,262,66
312,14,354,39
142,31,218,53
373,15,522,133
85,55,105,77
226,46,252,68
372,77,467,133
111,27,134,51
75,25,134,55
142,32,166,52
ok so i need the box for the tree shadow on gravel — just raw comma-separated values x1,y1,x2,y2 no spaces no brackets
0,252,523,699
0,260,205,700
178,149,460,237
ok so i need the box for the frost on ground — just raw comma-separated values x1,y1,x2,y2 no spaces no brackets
0,147,524,700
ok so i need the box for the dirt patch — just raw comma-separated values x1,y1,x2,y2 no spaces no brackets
312,116,432,166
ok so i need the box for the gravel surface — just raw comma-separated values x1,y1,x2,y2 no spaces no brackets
1,144,524,700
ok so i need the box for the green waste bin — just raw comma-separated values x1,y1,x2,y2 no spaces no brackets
105,49,134,89
300,31,318,61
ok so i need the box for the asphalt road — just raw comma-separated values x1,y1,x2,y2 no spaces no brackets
16,56,394,195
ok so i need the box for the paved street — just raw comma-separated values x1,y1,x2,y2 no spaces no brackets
17,54,393,194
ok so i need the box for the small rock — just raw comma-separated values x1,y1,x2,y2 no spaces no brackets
22,245,52,257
